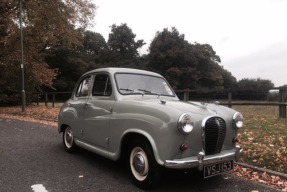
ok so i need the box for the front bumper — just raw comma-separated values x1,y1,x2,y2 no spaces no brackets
165,145,243,171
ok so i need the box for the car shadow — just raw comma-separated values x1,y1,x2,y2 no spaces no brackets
157,169,231,191
53,142,237,191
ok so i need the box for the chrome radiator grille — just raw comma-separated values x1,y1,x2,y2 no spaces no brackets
203,117,226,155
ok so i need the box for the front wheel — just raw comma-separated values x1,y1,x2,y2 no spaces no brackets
128,140,161,189
63,126,77,153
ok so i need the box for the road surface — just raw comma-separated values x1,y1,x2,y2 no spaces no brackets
0,118,279,192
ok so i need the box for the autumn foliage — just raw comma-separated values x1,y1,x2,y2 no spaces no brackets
0,0,96,104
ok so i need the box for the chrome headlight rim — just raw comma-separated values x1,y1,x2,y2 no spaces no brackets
233,112,244,129
178,113,194,134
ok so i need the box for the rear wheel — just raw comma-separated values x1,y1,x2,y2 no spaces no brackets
63,126,77,153
128,139,161,189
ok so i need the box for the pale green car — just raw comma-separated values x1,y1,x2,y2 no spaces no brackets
58,68,244,189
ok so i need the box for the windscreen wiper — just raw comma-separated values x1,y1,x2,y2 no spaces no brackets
137,89,151,94
120,88,134,92
138,89,163,97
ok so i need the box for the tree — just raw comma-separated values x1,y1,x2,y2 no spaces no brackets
45,48,89,91
237,78,274,90
220,68,237,89
107,23,145,67
148,28,193,72
147,28,198,89
192,43,224,88
82,31,109,67
0,0,96,104
236,78,274,100
45,31,109,91
147,27,235,90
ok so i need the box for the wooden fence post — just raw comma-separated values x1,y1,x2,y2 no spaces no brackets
228,91,232,108
36,94,39,105
52,93,55,107
279,86,286,118
183,89,190,101
45,92,48,106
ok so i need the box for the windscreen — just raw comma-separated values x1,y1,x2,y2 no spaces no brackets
115,73,175,97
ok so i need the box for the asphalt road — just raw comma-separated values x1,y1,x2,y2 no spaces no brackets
0,118,279,192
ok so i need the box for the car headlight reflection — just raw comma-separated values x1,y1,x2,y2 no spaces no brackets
233,112,244,129
178,114,194,134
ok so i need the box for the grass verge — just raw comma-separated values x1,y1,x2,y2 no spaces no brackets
233,105,287,174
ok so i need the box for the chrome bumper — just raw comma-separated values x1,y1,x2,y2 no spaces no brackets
165,145,243,171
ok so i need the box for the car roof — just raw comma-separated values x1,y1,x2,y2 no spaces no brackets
82,68,163,78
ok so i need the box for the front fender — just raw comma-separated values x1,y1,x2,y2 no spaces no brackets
58,106,78,133
122,129,164,165
108,112,184,165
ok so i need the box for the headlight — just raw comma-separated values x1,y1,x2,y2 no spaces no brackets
233,112,244,129
178,114,194,134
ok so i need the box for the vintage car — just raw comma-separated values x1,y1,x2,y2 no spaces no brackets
58,68,244,189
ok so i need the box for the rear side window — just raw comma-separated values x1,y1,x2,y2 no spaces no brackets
92,74,112,96
76,76,91,97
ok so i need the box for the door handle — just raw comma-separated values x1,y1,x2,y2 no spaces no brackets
84,103,90,108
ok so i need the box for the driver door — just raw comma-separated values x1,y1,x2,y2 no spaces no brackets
82,73,115,149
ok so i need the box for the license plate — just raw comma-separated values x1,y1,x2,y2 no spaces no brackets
204,160,233,178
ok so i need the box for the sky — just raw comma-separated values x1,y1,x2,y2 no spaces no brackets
90,0,287,87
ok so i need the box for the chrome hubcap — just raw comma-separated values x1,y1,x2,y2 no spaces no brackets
130,147,149,181
133,153,145,174
65,128,73,148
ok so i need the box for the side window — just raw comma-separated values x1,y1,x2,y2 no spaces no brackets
92,74,112,96
76,76,91,97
